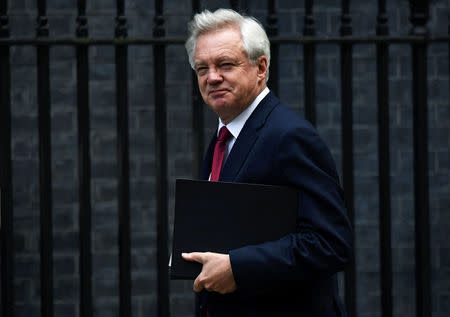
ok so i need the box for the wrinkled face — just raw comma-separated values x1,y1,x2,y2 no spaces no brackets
193,26,267,124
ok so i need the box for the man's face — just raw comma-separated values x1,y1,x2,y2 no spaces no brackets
193,26,267,124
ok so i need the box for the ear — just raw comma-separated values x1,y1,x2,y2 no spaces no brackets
256,55,268,83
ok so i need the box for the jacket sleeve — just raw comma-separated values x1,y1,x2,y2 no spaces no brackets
228,124,353,293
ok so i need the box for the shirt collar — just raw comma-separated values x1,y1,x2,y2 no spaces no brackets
218,87,270,139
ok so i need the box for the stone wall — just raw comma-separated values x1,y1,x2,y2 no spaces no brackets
5,0,449,316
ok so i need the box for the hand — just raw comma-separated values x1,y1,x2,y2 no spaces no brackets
182,252,237,294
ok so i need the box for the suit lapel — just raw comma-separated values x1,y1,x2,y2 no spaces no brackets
219,91,279,182
220,127,258,182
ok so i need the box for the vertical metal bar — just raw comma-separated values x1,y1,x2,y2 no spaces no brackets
339,1,356,317
0,0,14,316
409,2,431,317
37,0,53,316
153,1,169,316
76,1,92,316
303,0,316,125
191,0,204,179
230,0,248,13
376,2,393,317
230,0,239,11
267,0,279,95
115,1,131,316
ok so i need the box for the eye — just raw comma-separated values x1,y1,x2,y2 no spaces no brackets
220,63,233,70
196,66,208,76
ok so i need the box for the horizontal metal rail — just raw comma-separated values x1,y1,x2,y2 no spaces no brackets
0,35,448,46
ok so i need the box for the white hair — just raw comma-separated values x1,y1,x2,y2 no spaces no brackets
185,8,271,81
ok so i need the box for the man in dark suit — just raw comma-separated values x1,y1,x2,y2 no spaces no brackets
182,8,353,317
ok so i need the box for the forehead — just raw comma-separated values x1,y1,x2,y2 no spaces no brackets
194,27,246,62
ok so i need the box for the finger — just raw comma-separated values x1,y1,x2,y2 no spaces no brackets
182,252,205,263
193,275,204,293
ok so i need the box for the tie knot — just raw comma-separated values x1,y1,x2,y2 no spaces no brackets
217,126,231,142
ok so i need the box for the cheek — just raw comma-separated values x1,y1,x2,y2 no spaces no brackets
197,79,206,92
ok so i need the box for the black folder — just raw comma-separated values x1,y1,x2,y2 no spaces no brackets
170,179,298,280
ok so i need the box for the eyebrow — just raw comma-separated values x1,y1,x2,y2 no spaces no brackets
216,56,238,64
194,61,205,68
194,55,239,68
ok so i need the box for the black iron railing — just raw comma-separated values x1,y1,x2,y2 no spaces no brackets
76,1,92,316
1,1,448,317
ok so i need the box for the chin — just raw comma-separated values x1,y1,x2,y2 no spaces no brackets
209,100,231,111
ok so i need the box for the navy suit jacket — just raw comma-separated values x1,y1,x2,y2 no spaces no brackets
196,91,353,317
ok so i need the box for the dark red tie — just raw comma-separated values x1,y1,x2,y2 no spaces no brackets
210,126,231,181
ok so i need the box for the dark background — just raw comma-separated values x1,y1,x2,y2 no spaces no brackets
2,0,449,316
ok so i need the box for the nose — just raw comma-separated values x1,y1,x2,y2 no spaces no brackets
207,68,223,85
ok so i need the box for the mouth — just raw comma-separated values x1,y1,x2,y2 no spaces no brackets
208,89,229,97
